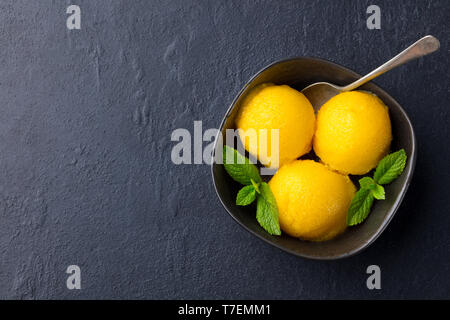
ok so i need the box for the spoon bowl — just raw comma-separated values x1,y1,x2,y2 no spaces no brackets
301,82,342,112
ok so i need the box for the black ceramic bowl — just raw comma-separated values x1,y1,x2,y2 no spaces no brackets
211,57,416,260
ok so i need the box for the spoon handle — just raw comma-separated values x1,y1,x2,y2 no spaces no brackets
341,35,440,92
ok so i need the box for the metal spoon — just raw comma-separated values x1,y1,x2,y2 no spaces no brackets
301,35,440,112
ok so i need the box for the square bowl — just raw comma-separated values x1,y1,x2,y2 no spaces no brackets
211,57,416,260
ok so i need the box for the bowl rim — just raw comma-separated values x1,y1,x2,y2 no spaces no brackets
210,56,417,260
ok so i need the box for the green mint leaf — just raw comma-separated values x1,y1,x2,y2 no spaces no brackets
371,184,385,200
250,178,260,194
236,185,256,206
256,182,281,235
373,149,407,185
347,188,375,226
223,146,262,185
348,150,405,226
359,176,376,190
359,177,385,200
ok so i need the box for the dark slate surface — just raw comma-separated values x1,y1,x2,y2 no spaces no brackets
0,0,448,299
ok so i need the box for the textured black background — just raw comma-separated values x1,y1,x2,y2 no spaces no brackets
0,0,448,299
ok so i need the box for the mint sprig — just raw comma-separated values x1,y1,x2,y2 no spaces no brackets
359,176,385,200
347,188,375,226
373,149,407,184
223,145,262,185
236,185,257,206
223,146,281,236
347,149,407,226
371,183,386,200
256,182,281,235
